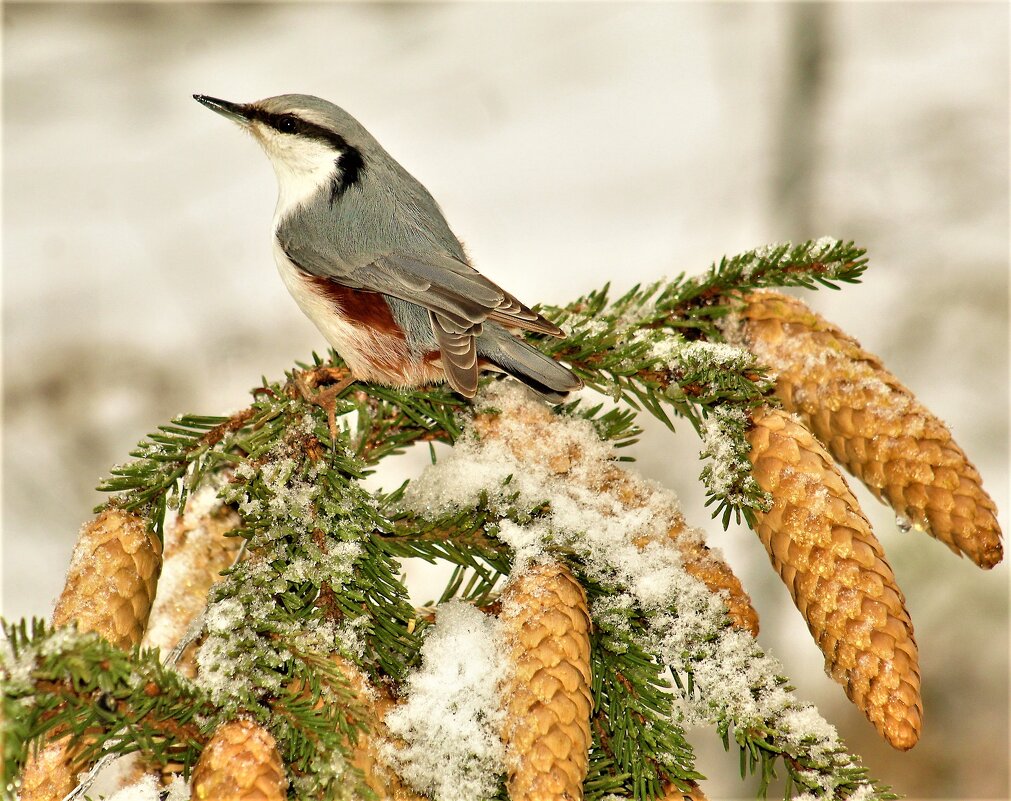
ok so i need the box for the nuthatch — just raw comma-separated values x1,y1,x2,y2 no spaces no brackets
194,94,581,400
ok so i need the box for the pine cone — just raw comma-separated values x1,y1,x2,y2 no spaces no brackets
737,290,1002,568
21,509,163,797
636,511,759,637
473,403,759,635
343,671,427,801
15,736,77,801
143,502,242,677
499,562,593,801
660,780,708,801
52,508,162,649
746,406,922,750
191,718,287,801
582,459,759,635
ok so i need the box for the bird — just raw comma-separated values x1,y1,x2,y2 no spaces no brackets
193,93,582,404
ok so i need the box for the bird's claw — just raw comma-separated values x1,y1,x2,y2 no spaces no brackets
293,366,356,440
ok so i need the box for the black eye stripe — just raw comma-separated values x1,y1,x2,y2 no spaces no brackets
243,106,366,200
245,107,355,154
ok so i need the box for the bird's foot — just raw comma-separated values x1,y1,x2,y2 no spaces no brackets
293,366,357,440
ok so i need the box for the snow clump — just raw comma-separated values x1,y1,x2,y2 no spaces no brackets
381,601,509,801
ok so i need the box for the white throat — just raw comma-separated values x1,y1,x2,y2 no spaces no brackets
266,139,340,223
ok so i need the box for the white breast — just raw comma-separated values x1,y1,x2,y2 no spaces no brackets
271,238,425,385
272,237,355,348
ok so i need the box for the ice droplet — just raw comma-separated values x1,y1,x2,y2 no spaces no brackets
895,515,913,533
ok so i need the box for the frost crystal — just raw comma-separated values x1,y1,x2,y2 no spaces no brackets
204,597,244,634
0,634,36,693
183,481,226,522
381,601,509,801
698,405,751,498
650,337,753,374
811,236,840,256
781,706,841,755
163,776,191,801
740,241,789,277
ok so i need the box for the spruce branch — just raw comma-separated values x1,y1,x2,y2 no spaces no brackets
533,238,866,527
1,621,212,781
589,614,700,800
88,367,435,796
0,620,379,799
6,239,1001,801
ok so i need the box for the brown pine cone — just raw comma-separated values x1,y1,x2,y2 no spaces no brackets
472,402,759,635
336,661,427,801
15,736,77,801
736,289,1002,568
143,502,242,677
191,718,287,801
52,507,162,649
584,458,759,636
660,780,708,801
499,561,593,801
21,509,163,797
637,514,759,637
746,406,922,750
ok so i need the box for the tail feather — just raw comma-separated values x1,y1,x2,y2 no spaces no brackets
479,327,582,403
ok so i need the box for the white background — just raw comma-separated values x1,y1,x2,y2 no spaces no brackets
3,3,1008,798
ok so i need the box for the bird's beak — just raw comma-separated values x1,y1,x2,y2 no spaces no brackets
193,95,253,127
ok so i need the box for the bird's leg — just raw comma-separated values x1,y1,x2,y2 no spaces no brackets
293,366,357,440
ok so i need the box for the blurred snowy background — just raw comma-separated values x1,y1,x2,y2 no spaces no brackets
3,3,1007,798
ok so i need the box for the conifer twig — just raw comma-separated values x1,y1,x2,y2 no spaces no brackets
5,239,1001,801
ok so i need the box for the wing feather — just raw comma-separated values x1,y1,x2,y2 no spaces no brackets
430,312,479,397
277,227,563,396
279,235,562,336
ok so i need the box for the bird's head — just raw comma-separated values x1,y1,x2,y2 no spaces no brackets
194,93,370,210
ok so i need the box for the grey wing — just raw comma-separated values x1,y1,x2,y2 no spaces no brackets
360,252,563,338
279,232,563,336
429,311,480,397
279,240,563,397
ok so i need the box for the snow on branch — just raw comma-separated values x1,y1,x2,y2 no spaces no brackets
3,240,1001,801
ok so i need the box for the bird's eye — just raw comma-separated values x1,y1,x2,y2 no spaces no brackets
277,115,298,134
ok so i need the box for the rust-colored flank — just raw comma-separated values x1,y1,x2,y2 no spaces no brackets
306,275,404,339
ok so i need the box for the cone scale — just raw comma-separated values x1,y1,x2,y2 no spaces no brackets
191,718,287,801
